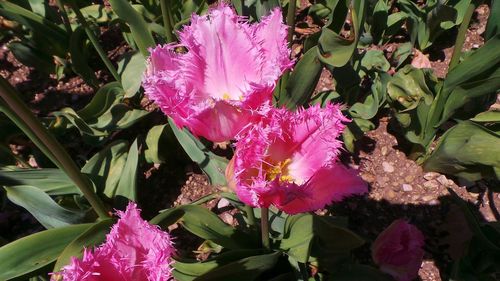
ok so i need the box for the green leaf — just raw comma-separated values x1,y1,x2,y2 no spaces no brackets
117,51,146,98
115,138,139,205
0,223,93,280
0,1,69,57
69,26,99,88
0,168,80,195
78,82,124,121
281,214,364,263
317,0,366,67
78,4,114,23
144,124,171,164
173,249,274,281
370,0,388,43
168,118,228,186
82,140,129,198
92,103,149,131
8,41,54,74
151,205,256,249
436,35,500,126
108,0,155,57
470,111,500,123
423,121,500,181
280,46,323,108
392,42,412,68
195,251,281,280
53,219,114,271
485,0,499,41
53,107,107,137
3,185,86,229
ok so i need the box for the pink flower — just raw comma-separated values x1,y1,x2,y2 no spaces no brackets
143,4,292,142
52,202,175,281
372,219,425,281
227,104,368,214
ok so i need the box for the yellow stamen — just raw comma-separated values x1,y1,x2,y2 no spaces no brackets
266,158,293,182
223,93,231,100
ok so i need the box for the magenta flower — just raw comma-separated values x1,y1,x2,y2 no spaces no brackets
143,4,292,142
227,104,368,214
372,219,425,281
52,202,174,281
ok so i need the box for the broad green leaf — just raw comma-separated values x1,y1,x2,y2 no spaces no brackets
392,42,412,68
117,51,146,98
92,103,149,131
195,251,281,280
168,118,228,186
355,50,390,77
485,0,499,41
78,82,124,121
53,219,114,271
53,107,107,137
281,46,323,108
423,121,500,181
349,72,389,120
8,41,54,74
281,214,363,263
79,4,114,23
317,0,366,67
470,111,500,123
370,0,388,43
115,138,139,205
151,205,256,249
108,0,155,57
82,140,129,198
0,1,69,57
0,223,93,280
173,249,272,281
4,185,86,229
144,124,173,164
436,35,500,126
0,168,79,195
69,26,99,88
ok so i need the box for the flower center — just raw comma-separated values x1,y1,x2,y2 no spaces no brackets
265,158,294,182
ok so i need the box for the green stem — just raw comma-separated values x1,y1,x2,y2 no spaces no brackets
286,0,297,44
449,3,476,71
0,77,110,219
68,1,120,82
260,207,270,249
244,205,256,227
55,0,73,35
160,0,175,42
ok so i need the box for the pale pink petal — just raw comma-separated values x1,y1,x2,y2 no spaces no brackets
143,4,291,142
372,220,425,281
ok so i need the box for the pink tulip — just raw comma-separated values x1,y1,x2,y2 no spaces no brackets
372,219,425,281
52,203,174,281
228,104,368,214
143,4,292,142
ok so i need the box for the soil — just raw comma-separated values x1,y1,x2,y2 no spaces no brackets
0,3,498,281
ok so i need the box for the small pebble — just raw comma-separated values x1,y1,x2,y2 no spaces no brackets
402,184,413,192
381,146,388,156
405,175,415,183
382,162,395,173
422,195,435,202
423,172,440,180
424,180,438,189
387,190,396,199
437,175,449,186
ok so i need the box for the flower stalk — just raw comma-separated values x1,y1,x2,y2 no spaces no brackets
160,0,175,43
449,3,476,71
0,77,110,219
68,0,121,82
244,205,256,227
261,207,270,249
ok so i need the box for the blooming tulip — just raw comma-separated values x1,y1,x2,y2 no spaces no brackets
227,104,368,214
143,4,292,142
372,219,425,281
52,202,175,281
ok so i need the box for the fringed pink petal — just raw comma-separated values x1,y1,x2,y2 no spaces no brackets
143,4,290,142
52,203,175,281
